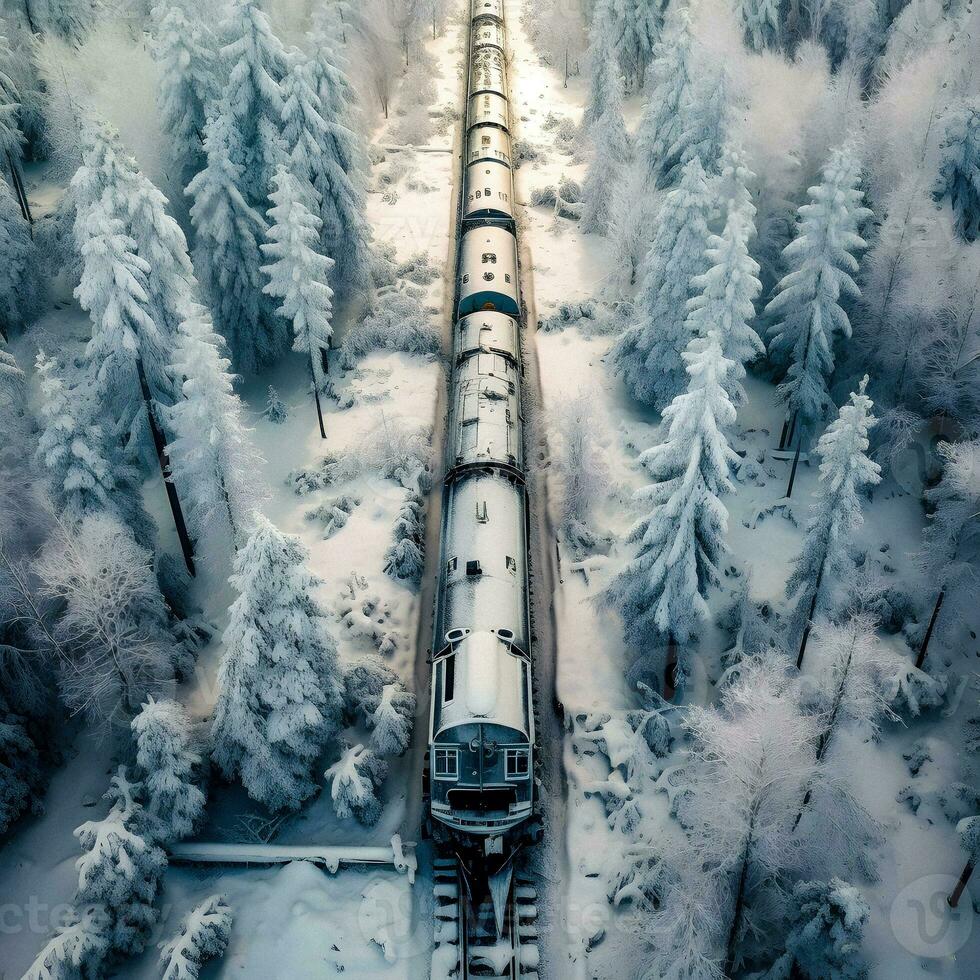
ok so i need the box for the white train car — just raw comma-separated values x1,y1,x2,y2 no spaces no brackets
467,125,512,167
464,160,514,222
458,226,520,317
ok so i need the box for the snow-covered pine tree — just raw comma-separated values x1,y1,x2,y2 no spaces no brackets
166,305,264,547
261,164,335,436
717,140,757,232
384,486,425,583
211,514,343,810
131,697,206,845
0,173,35,336
325,743,388,825
188,109,278,373
216,0,288,210
151,0,217,182
764,878,869,980
74,767,168,955
304,28,375,299
612,157,715,411
913,437,980,666
0,35,24,166
671,65,730,181
632,6,695,190
582,0,618,132
684,208,763,402
608,334,739,690
786,378,881,667
0,688,42,836
0,331,24,410
607,0,662,93
933,96,980,242
734,0,782,51
21,904,111,980
766,144,872,444
367,682,416,757
159,895,234,980
343,655,398,724
580,49,629,236
73,120,197,345
73,205,174,467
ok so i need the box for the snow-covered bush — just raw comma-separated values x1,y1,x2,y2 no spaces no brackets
938,783,980,825
74,767,167,955
884,662,947,717
22,904,111,980
343,656,398,723
764,878,869,980
325,744,388,825
158,894,233,980
384,487,425,584
335,575,404,658
211,514,344,810
131,697,206,845
339,285,440,368
395,251,439,285
264,385,288,424
367,683,416,757
38,514,181,727
305,494,360,538
718,578,780,681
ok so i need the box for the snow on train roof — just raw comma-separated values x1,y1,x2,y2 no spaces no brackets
434,630,528,737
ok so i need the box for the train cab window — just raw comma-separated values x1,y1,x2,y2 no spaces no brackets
482,252,496,263
443,657,456,703
506,555,516,573
506,748,529,779
434,747,458,779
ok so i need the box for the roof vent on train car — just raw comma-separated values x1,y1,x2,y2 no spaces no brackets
466,560,483,576
496,628,514,641
446,628,469,644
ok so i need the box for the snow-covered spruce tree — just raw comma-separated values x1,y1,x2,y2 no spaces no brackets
608,335,739,691
216,0,288,210
303,29,375,299
763,878,869,980
552,391,609,546
367,682,416,757
632,6,695,190
343,655,398,724
188,109,279,373
580,49,629,236
132,697,206,845
211,514,343,810
261,164,335,436
74,767,168,955
159,895,233,980
38,514,180,726
607,0,662,93
717,140,757,233
933,97,980,243
0,688,42,836
166,305,264,547
734,0,782,52
73,120,197,344
325,743,388,825
612,157,715,411
684,208,763,403
913,437,980,667
0,173,35,336
785,378,881,667
670,65,730,183
766,144,872,444
21,904,111,980
384,486,425,584
151,0,217,182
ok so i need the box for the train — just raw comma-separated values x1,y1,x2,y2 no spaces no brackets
425,0,537,900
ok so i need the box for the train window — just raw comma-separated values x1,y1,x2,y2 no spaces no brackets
506,748,529,779
475,190,481,198
506,556,516,572
462,274,469,284
482,252,496,263
466,560,482,576
485,188,491,196
476,500,488,522
447,557,457,572
482,136,491,146
504,274,512,283
483,272,495,281
434,747,458,779
443,657,456,703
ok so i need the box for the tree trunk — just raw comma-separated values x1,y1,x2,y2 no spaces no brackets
915,588,945,669
136,359,196,577
948,860,975,908
663,636,678,702
796,561,826,669
785,435,803,498
7,152,33,226
310,356,327,439
23,1,38,34
724,807,759,977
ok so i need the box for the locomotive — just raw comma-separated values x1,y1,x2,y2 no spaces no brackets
425,0,536,889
